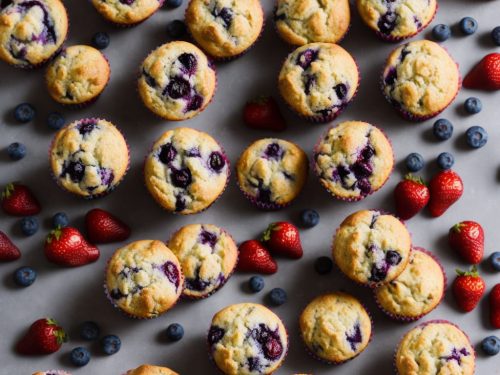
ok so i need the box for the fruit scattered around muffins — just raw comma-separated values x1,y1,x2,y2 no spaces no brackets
44,227,100,267
428,170,463,217
452,266,485,312
1,183,41,216
463,53,500,90
448,221,484,264
490,284,500,328
237,240,277,275
243,96,287,132
85,208,131,244
16,318,67,355
0,231,21,261
262,221,302,259
393,175,429,220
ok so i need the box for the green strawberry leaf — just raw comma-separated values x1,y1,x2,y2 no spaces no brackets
404,174,425,185
261,223,280,242
2,183,14,200
456,265,478,277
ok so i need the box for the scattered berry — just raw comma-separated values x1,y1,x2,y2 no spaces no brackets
452,266,485,312
101,334,121,355
490,252,500,272
237,240,277,274
1,183,41,216
13,266,37,287
165,323,184,342
268,288,287,306
248,276,265,293
449,221,484,264
80,321,100,341
7,142,26,161
52,212,69,228
459,17,478,35
166,20,187,39
44,227,100,267
433,119,453,141
437,152,454,170
428,170,463,217
16,318,67,355
243,96,287,132
490,284,500,328
464,97,482,114
432,24,451,41
262,222,303,259
165,0,182,8
314,256,333,275
46,112,65,130
492,26,500,46
394,174,430,220
0,231,21,261
85,208,130,244
466,126,488,149
13,103,36,123
481,336,500,356
299,209,320,228
70,347,91,367
20,217,39,236
405,153,424,172
91,32,110,50
463,53,500,91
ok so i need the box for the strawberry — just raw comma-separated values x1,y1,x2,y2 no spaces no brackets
490,284,500,328
463,53,500,91
448,221,484,264
1,183,41,216
452,266,486,312
394,174,430,220
0,231,21,261
85,208,131,244
262,221,303,259
237,240,277,274
16,318,67,355
428,170,463,217
44,227,99,267
243,96,287,132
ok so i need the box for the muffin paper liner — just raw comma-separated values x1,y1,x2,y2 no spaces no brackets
94,0,165,28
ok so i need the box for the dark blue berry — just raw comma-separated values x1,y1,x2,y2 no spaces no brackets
167,20,187,39
70,347,91,366
464,97,482,114
80,321,100,341
165,0,182,7
432,24,451,41
433,119,453,141
165,323,184,341
52,212,69,228
165,77,190,99
13,266,37,287
466,126,488,149
492,26,500,46
20,217,38,236
7,142,26,160
385,250,402,266
314,256,333,275
14,103,36,123
405,153,425,172
171,168,192,188
490,252,500,272
101,335,121,355
459,17,478,35
481,336,500,356
47,112,65,130
268,288,287,306
248,276,265,293
91,32,110,50
300,209,320,228
437,152,454,170
209,151,225,172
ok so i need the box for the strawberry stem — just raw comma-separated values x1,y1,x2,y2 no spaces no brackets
404,174,425,185
452,222,464,233
261,223,280,242
456,265,478,277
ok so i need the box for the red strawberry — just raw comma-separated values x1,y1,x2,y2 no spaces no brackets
428,170,463,217
1,183,41,216
262,221,303,259
16,318,67,355
452,266,486,312
85,208,131,244
463,53,500,91
44,227,99,267
394,174,430,220
237,240,277,274
0,231,21,261
243,96,287,132
490,283,500,328
448,221,484,264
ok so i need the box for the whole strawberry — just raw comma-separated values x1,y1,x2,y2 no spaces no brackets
243,96,287,132
453,266,485,312
44,227,99,267
463,53,500,91
428,170,463,217
262,221,303,259
16,318,67,355
490,284,500,328
394,174,430,220
0,231,21,261
237,240,277,274
1,183,41,216
85,208,131,244
449,221,484,264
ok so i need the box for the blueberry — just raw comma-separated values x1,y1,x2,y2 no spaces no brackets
490,252,500,272
385,250,402,266
492,26,500,46
19,217,38,236
268,288,287,306
91,32,110,50
167,20,186,39
464,97,482,114
433,119,453,141
13,266,37,287
314,256,333,275
300,209,320,228
437,152,454,170
248,276,265,293
459,17,478,35
7,142,26,160
165,323,184,342
47,112,65,130
432,24,451,41
465,126,488,149
52,212,69,228
208,151,226,172
405,153,425,172
165,0,182,8
101,334,121,355
13,103,36,123
70,347,91,366
481,336,500,356
80,321,100,341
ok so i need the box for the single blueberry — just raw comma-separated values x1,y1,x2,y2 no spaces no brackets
167,20,186,39
158,143,177,165
52,212,69,228
345,323,363,351
492,26,500,46
369,265,387,282
464,97,482,114
165,323,184,342
433,119,453,141
77,121,96,135
263,337,283,360
248,276,265,293
165,0,182,8
437,152,454,170
481,336,500,356
20,217,38,236
175,195,186,212
80,321,100,341
165,77,190,99
208,326,225,345
357,178,372,195
13,266,37,287
62,161,85,182
199,229,217,247
378,11,397,34
101,335,121,355
91,32,110,50
296,49,318,69
178,53,197,73
384,67,397,86
432,24,451,41
385,250,402,266
314,256,333,275
361,145,375,160
300,209,320,228
186,94,203,112
264,143,283,160
351,161,373,179
170,168,192,188
13,103,36,123
405,153,425,172
162,261,180,289
489,252,500,272
459,17,478,35
218,7,233,28
70,347,91,367
208,152,226,172
47,112,65,130
268,288,287,306
334,84,347,100
465,126,488,149
7,142,26,161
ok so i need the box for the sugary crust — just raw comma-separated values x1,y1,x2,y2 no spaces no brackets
125,364,179,375
91,0,162,24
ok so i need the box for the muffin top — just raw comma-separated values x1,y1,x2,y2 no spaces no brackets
0,0,68,67
144,128,229,214
168,224,238,298
50,118,129,198
333,210,412,286
105,240,184,319
382,40,460,117
300,292,372,363
274,0,350,45
278,43,359,118
313,121,394,200
236,139,308,207
125,365,179,375
46,45,110,105
374,248,445,319
208,303,288,375
185,0,264,58
138,41,216,121
396,321,475,375
90,0,163,25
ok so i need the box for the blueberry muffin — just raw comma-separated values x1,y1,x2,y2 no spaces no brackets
49,118,129,199
278,43,359,122
168,224,238,299
395,321,475,375
333,210,412,287
208,303,288,375
356,0,437,41
33,372,72,375
138,41,216,121
90,0,164,26
236,139,308,210
313,121,394,201
0,0,68,68
185,0,264,59
274,0,350,45
381,40,460,121
124,365,179,375
144,128,229,215
105,240,184,319
45,45,110,106
300,292,372,364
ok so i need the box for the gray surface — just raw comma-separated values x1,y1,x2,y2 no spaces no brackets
1,0,499,374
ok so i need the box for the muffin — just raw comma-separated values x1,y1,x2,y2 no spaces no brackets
124,365,179,375
300,292,372,364
168,224,238,299
381,40,460,121
356,0,437,41
278,43,359,123
185,0,264,60
33,372,71,375
374,248,446,321
45,45,110,106
333,210,412,287
144,128,229,215
0,0,68,68
208,303,288,375
90,0,163,26
105,240,184,319
236,139,308,210
138,41,216,121
274,0,350,45
395,320,475,375
313,121,394,201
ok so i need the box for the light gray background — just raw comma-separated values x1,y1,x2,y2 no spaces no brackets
1,0,499,374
